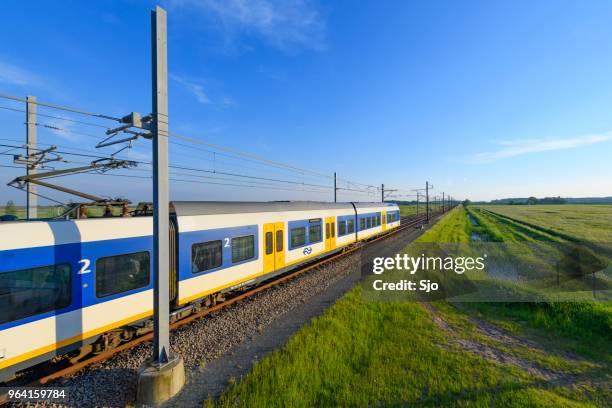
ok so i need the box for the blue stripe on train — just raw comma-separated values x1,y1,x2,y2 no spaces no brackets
0,235,153,331
357,211,381,231
177,224,259,281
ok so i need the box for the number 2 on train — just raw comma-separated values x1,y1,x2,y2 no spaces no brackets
78,259,92,274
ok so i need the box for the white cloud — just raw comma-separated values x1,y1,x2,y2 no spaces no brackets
170,74,211,104
171,74,236,107
0,60,41,87
470,132,612,163
165,0,327,52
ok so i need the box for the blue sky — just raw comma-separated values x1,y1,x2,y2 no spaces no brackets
1,0,611,205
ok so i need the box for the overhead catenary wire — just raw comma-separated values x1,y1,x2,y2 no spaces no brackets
167,131,334,180
0,143,338,191
0,93,427,201
0,93,122,122
1,145,334,190
0,105,109,129
0,96,387,193
1,106,369,188
76,172,334,194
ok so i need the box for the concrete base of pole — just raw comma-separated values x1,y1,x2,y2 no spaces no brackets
136,355,185,405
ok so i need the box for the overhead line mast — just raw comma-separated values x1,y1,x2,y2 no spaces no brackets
26,96,37,219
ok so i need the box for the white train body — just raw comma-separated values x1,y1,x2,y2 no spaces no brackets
0,201,400,381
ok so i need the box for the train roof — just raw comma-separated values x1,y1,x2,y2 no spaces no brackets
353,202,399,209
171,201,354,216
171,201,396,216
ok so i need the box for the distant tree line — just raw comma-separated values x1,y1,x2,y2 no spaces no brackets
491,196,567,205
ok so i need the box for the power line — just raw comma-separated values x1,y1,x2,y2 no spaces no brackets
0,143,339,192
168,131,333,180
0,93,122,122
0,95,389,193
0,104,109,128
85,172,333,194
0,94,423,199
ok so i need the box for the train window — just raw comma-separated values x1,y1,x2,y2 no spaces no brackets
192,241,222,273
96,252,150,298
339,221,346,236
377,214,381,225
309,224,322,243
325,223,330,239
0,264,71,325
265,232,273,255
291,227,306,248
360,218,366,231
367,218,371,229
331,222,335,237
232,235,255,263
276,230,283,252
371,216,376,227
347,219,355,234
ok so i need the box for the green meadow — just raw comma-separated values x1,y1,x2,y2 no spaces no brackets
399,204,423,217
477,204,612,243
210,205,612,407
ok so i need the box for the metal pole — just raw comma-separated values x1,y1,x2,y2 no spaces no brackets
152,5,170,366
26,96,37,219
334,172,337,203
442,192,445,213
381,184,384,203
426,181,429,223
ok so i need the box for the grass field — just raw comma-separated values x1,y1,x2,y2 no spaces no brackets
211,206,612,407
463,205,612,361
478,204,612,243
399,203,446,217
0,205,64,219
399,204,422,217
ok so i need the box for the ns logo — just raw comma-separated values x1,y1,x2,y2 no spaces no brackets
303,247,312,255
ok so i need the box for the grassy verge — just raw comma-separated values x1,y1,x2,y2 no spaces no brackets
416,206,471,243
212,286,604,407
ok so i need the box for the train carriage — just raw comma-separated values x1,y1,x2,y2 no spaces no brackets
0,200,400,382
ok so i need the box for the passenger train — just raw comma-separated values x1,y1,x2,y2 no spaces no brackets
0,201,400,381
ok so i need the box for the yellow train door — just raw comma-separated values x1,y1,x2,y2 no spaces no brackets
325,216,336,250
263,223,275,273
274,222,285,269
382,210,387,232
264,222,285,273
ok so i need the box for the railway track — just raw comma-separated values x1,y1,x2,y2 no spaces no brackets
1,210,448,404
